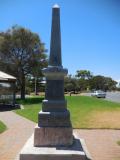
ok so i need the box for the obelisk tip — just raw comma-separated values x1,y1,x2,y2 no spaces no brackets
53,4,60,8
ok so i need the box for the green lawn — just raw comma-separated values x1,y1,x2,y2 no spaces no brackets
0,120,7,134
15,96,120,129
117,141,120,146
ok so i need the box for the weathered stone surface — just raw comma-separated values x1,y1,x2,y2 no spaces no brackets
49,6,62,66
34,125,73,147
42,99,67,112
42,66,68,80
20,133,92,160
45,80,64,100
38,110,71,127
37,4,73,146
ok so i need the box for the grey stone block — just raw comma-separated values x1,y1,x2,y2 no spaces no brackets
42,99,67,112
34,125,73,147
45,79,64,100
20,133,92,160
49,7,62,67
42,66,68,80
38,110,71,127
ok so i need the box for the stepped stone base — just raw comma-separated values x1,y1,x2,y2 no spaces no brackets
38,110,71,127
20,133,92,160
42,99,67,112
34,125,73,147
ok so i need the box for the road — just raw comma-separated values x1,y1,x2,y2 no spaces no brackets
106,92,120,103
82,92,120,103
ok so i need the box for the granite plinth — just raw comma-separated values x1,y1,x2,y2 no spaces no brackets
45,80,64,100
38,110,71,127
42,99,67,112
20,134,92,160
42,66,68,80
34,125,73,147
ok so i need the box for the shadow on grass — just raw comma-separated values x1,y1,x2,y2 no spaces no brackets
16,97,44,105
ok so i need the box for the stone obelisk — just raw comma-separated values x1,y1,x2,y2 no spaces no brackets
19,4,92,160
34,4,73,146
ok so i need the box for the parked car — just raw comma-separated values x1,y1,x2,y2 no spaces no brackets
91,90,106,98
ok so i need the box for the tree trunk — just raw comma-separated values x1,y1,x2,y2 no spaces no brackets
35,77,37,95
21,73,25,100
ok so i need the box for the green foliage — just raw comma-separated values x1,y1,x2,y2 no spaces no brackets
0,120,7,133
89,75,117,91
78,78,89,91
0,25,48,99
25,76,45,94
64,70,117,92
75,70,93,79
14,96,120,128
15,97,43,123
117,141,120,146
64,75,79,93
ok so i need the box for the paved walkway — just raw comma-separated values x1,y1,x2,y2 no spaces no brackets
74,129,120,160
0,111,35,160
0,111,120,160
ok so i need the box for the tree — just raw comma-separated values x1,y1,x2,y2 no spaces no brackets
75,70,93,91
64,75,79,94
0,25,48,99
103,77,117,91
78,79,89,91
75,70,93,80
89,75,117,91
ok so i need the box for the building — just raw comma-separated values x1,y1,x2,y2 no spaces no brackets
0,71,16,105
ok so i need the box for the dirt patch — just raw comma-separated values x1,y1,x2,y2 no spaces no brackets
88,111,120,129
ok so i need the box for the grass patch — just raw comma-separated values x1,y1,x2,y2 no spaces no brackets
15,97,44,123
14,96,120,129
117,141,120,146
0,120,7,134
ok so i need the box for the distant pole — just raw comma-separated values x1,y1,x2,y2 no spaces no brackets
35,77,37,95
12,81,16,106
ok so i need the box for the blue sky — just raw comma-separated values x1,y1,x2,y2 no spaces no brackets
0,0,120,80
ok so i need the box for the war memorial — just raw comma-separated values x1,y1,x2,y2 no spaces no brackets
19,4,92,160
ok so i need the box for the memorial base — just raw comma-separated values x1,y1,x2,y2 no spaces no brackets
34,125,73,146
20,133,92,160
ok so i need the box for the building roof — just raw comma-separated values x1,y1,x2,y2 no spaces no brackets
0,71,16,82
